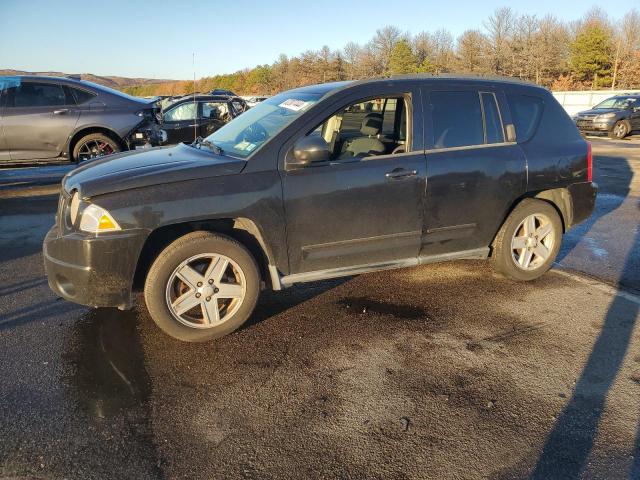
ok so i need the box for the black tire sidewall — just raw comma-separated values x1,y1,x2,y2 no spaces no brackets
144,232,260,342
72,133,121,161
494,200,563,281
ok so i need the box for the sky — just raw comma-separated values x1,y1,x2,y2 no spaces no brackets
0,0,635,80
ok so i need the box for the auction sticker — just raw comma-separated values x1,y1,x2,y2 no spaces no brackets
234,140,257,151
279,99,310,111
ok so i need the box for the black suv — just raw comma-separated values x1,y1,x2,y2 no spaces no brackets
0,75,166,164
44,76,597,342
574,94,640,139
160,94,247,145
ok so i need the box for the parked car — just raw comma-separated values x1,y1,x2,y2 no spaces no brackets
44,76,597,342
573,94,640,139
160,94,247,145
0,75,166,164
246,96,269,108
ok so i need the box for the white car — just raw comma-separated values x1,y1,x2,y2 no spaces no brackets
245,96,269,108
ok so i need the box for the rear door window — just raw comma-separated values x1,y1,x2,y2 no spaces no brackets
506,94,543,142
9,81,67,107
481,92,504,144
430,91,484,148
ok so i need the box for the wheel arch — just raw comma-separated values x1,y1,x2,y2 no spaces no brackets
490,188,571,255
132,217,280,293
67,126,125,159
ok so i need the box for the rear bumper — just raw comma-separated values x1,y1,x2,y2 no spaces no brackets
568,181,598,229
43,226,147,309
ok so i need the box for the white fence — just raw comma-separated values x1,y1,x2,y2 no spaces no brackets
552,89,640,116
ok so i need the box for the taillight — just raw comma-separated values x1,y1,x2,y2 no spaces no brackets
587,141,593,182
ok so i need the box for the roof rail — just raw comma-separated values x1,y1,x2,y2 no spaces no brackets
386,72,540,87
66,74,82,81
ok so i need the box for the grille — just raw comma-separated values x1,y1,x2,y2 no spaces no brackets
577,119,594,129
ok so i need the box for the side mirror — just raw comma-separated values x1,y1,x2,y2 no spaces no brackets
505,124,517,143
288,136,330,167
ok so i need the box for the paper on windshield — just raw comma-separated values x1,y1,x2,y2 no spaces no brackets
278,99,311,112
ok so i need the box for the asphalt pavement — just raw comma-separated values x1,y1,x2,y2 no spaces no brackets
0,138,639,479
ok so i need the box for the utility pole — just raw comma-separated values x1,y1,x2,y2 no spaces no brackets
611,39,622,90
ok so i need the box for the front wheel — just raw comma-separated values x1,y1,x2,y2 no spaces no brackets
144,231,260,342
609,120,630,139
492,199,563,281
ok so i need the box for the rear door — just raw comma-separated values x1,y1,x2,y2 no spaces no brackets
3,80,80,160
200,101,231,137
421,87,527,256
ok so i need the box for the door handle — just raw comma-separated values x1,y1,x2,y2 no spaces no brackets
385,168,417,180
53,109,68,115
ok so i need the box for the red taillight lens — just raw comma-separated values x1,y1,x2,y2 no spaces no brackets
587,141,593,182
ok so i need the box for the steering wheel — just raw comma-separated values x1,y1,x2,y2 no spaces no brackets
237,122,268,143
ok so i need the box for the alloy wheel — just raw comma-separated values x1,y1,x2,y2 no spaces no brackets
613,122,628,139
510,213,555,271
77,139,115,160
165,253,246,329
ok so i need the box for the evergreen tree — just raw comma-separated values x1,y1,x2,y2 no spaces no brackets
569,24,613,87
387,40,418,74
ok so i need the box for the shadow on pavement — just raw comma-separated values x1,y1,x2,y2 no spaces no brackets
531,204,640,478
62,307,163,477
556,154,632,266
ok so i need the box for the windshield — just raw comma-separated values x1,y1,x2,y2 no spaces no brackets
205,92,322,158
593,96,638,109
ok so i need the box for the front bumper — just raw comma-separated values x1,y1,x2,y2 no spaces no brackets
43,226,147,309
575,118,616,134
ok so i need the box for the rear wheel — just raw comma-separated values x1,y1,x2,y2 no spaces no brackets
492,199,562,281
72,133,121,162
609,120,630,139
144,231,260,342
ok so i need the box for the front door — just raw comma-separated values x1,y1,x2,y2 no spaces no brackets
162,101,199,144
2,80,80,160
0,79,10,162
420,88,527,256
282,91,426,275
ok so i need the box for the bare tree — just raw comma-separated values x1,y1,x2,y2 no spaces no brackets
456,30,488,73
484,7,516,75
371,26,402,73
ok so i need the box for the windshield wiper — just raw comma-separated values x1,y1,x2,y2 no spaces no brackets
192,136,224,155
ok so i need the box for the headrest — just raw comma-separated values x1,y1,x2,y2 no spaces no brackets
360,113,383,136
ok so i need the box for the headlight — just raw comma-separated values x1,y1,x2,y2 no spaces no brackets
594,113,616,121
79,204,121,233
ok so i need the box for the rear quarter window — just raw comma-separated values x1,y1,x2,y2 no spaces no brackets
506,94,543,143
69,87,96,104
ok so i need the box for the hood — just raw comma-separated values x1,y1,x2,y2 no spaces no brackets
64,143,246,198
576,108,620,117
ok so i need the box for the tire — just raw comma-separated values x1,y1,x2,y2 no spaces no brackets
609,120,631,140
72,133,121,162
144,231,260,342
491,199,563,281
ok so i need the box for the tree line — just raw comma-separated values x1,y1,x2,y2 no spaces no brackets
123,7,640,97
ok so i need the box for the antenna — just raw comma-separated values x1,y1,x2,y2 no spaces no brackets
193,52,197,142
